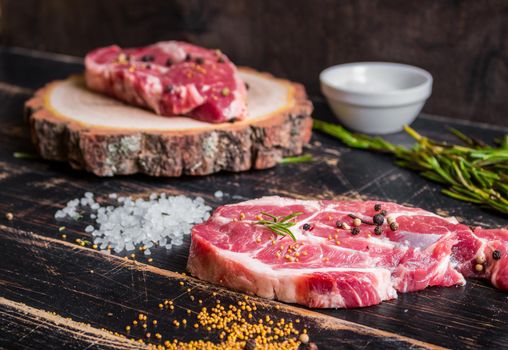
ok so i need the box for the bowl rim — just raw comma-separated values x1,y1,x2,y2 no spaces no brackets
320,61,433,98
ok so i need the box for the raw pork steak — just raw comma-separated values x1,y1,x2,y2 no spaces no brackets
85,41,247,123
187,196,508,308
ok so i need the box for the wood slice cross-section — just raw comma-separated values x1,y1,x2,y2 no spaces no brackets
25,68,313,177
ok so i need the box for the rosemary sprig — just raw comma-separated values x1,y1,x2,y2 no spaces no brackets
279,154,313,164
255,211,303,241
313,120,508,214
13,151,39,159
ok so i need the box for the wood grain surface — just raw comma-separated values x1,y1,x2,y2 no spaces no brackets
0,47,508,349
1,0,508,126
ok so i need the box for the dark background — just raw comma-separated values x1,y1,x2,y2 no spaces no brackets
1,0,508,126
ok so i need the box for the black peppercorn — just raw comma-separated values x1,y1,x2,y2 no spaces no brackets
373,214,385,225
335,221,343,228
381,210,387,216
195,57,204,65
165,85,174,93
390,222,399,231
374,226,382,235
185,53,192,62
351,227,360,235
245,82,250,90
140,55,154,62
493,250,502,260
218,56,225,63
302,223,311,231
165,58,173,66
374,204,382,211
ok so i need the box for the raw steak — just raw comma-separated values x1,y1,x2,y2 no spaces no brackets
85,41,247,123
187,196,507,308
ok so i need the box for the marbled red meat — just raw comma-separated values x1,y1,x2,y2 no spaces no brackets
85,41,247,123
187,196,508,308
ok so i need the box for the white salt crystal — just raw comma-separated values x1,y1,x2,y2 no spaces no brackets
214,190,224,198
54,191,211,255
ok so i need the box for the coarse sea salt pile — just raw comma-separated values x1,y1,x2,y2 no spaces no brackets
55,192,211,255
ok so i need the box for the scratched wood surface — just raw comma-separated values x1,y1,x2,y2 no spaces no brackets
0,47,507,350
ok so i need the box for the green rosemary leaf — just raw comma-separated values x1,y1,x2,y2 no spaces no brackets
13,151,39,159
255,211,302,241
260,211,278,221
312,120,508,214
280,154,313,164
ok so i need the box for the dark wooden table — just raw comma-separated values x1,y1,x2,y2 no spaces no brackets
0,47,507,350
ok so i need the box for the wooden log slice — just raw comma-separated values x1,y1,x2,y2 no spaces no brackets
25,68,313,177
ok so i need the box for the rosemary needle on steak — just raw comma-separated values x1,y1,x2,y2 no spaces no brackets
256,211,303,241
313,120,508,214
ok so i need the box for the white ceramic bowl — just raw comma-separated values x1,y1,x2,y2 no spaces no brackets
320,62,433,134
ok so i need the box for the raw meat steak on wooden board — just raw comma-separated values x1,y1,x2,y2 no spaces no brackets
25,68,312,177
187,196,508,308
85,41,247,123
